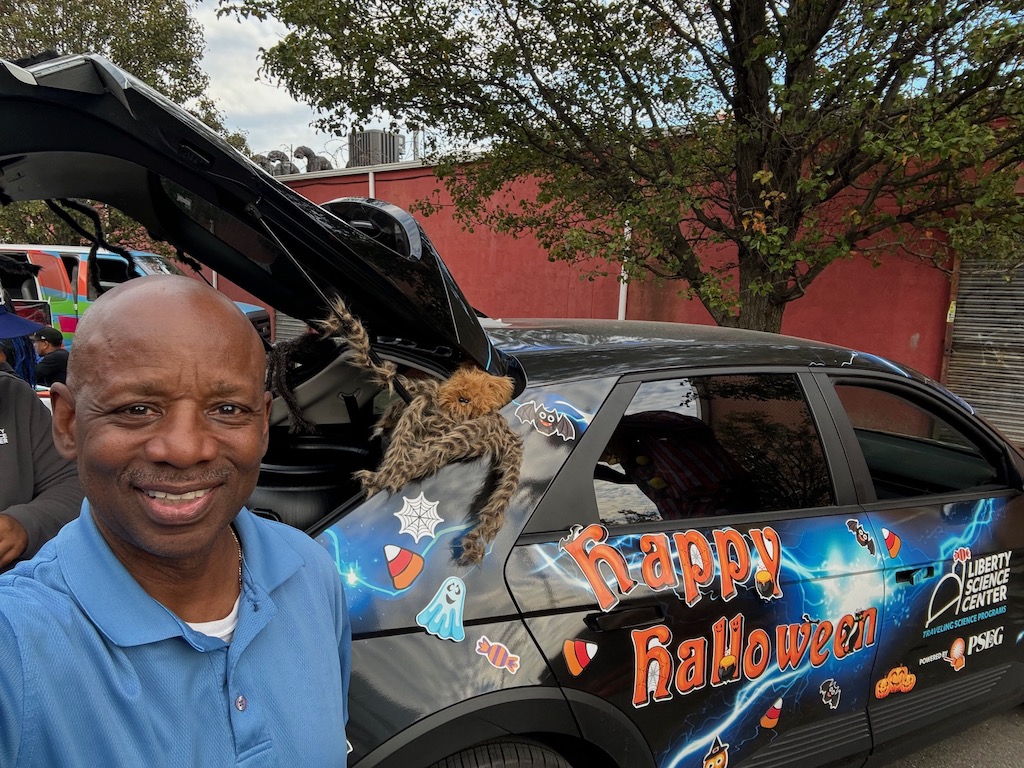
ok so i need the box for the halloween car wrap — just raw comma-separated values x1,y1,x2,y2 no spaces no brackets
864,495,1024,749
311,357,1024,767
510,496,1024,767
512,515,885,767
315,380,608,762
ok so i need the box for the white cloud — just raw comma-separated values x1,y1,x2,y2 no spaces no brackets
195,2,344,165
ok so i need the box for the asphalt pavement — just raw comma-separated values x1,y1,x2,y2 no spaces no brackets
887,706,1024,767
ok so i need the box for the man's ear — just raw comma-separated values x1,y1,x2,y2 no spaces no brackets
48,383,78,461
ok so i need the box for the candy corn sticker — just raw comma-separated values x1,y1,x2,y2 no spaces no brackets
563,639,598,676
760,696,783,728
881,528,902,559
384,544,424,590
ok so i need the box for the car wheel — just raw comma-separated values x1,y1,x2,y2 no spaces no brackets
427,738,573,768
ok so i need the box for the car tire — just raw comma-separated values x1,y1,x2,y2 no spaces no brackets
427,737,573,768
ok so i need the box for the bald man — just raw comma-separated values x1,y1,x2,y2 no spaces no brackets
0,276,351,767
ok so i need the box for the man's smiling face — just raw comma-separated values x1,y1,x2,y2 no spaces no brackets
51,276,270,570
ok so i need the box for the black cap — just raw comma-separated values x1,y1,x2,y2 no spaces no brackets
30,327,64,346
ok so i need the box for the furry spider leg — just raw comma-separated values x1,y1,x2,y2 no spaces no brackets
320,293,524,565
458,425,524,564
354,391,439,495
315,297,398,389
359,413,524,564
370,378,440,439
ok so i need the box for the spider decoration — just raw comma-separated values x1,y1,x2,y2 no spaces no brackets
302,297,524,565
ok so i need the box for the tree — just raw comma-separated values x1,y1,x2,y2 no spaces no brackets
220,0,1024,331
1,0,211,104
0,0,249,249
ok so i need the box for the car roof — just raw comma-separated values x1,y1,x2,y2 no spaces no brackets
485,318,928,385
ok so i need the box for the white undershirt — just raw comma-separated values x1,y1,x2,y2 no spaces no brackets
186,595,241,642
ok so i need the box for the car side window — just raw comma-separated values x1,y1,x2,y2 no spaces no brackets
593,374,834,525
832,384,1004,499
89,256,132,300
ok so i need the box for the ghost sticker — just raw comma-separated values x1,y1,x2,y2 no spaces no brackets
820,678,841,709
416,577,467,642
514,400,577,441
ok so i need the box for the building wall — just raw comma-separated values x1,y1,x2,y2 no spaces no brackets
283,163,953,380
188,268,275,335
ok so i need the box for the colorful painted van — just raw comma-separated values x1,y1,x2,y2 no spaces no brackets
0,244,271,347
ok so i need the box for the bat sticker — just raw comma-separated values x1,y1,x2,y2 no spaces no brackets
514,400,577,441
845,519,876,556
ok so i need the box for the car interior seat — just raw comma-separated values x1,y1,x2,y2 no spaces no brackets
604,411,758,519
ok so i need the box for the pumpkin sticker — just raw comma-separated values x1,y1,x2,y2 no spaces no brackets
874,665,916,699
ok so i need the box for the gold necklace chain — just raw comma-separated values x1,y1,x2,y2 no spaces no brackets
228,525,243,593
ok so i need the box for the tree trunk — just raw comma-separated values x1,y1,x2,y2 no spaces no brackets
732,292,785,333
712,265,787,333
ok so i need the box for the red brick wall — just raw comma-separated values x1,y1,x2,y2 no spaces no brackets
284,165,952,379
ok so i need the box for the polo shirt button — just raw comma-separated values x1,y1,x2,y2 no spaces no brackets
235,695,248,712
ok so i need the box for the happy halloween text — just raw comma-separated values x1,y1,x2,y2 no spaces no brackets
561,524,782,614
560,524,877,708
559,523,784,612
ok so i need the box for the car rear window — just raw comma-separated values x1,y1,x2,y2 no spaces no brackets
593,373,834,525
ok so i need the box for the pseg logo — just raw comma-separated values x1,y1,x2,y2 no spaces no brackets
920,626,1004,672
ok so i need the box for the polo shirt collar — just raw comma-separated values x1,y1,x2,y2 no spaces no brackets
59,502,305,648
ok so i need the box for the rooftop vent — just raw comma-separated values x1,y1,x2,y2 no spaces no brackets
347,130,405,168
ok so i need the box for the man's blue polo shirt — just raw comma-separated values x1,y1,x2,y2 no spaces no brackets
0,502,351,767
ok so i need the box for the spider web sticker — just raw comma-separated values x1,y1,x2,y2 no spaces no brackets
394,493,444,543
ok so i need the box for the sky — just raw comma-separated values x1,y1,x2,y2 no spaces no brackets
195,3,343,167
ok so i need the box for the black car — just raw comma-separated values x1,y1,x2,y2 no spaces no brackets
1,54,1022,768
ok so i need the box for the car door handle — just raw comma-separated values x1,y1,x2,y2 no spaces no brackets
895,566,935,586
585,604,666,632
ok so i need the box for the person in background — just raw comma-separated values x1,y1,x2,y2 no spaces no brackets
0,341,14,374
0,275,351,766
0,370,83,568
0,303,45,384
30,326,69,387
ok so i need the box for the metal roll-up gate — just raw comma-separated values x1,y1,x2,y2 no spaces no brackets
945,259,1024,444
274,311,310,343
